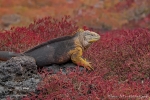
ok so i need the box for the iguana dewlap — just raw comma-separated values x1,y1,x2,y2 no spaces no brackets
0,29,100,70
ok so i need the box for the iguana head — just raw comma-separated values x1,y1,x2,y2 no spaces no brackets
75,29,100,49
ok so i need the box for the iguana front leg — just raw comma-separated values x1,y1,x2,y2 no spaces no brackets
71,47,94,70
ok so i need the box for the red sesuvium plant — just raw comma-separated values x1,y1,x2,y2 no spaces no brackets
0,15,77,52
28,16,77,40
22,69,150,100
0,27,43,52
88,28,150,81
0,16,150,99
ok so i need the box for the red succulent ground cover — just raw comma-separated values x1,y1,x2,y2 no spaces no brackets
0,16,150,99
0,16,77,52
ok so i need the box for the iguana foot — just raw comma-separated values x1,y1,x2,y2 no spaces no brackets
82,61,94,70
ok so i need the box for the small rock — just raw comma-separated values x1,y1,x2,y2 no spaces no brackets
1,14,21,24
1,14,21,29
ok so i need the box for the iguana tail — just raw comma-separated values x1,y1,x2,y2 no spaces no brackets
0,51,20,61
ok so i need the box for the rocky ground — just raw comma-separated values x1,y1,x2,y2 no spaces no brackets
0,55,82,100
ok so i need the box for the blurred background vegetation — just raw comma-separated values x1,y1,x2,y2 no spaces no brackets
0,0,150,31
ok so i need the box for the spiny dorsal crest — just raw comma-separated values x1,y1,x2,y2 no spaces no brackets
72,28,84,35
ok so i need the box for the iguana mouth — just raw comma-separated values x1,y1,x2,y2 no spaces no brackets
89,37,100,43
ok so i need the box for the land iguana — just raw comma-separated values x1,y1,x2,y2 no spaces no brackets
0,29,100,70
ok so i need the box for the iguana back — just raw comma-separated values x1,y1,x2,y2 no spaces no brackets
24,35,76,66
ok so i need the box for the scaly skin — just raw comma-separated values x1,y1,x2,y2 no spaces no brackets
69,47,93,70
0,29,100,70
